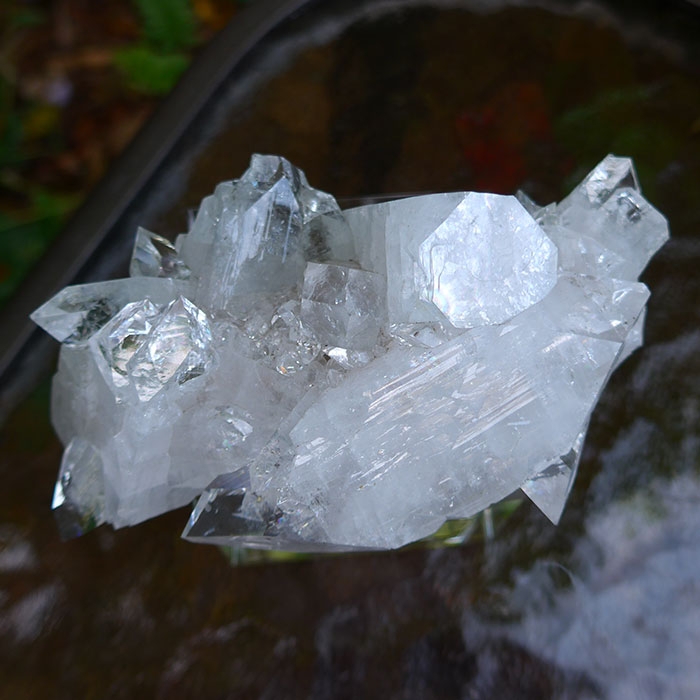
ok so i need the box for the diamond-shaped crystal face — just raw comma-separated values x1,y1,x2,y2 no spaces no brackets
416,193,558,328
128,296,213,402
91,299,161,393
32,153,668,549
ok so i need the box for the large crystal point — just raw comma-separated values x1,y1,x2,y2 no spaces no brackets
188,154,354,313
32,153,668,548
345,192,558,328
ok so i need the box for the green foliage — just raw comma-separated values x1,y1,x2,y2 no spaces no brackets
114,0,198,96
114,46,189,96
0,190,79,305
9,9,46,29
132,0,196,53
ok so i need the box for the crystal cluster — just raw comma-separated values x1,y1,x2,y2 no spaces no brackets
32,154,668,550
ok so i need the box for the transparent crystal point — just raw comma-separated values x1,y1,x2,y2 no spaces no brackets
90,299,161,396
301,262,386,351
521,428,586,525
130,227,191,280
128,296,213,402
52,438,106,539
31,277,188,344
189,154,353,313
584,154,640,201
555,156,669,280
182,471,267,542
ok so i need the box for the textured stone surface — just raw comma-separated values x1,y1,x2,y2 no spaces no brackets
31,154,668,549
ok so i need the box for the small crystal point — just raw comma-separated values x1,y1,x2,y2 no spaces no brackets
130,227,191,280
562,154,640,209
521,428,586,525
520,464,573,525
182,472,267,542
52,438,106,539
31,277,188,344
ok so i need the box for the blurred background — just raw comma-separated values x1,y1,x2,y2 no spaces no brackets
1,1,700,698
0,0,249,309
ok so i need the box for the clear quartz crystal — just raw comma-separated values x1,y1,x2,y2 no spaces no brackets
130,227,191,280
90,299,162,395
52,438,106,539
33,153,669,549
128,296,213,402
300,262,386,351
30,277,189,344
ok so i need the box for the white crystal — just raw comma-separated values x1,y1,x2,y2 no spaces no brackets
33,153,667,548
416,193,558,327
264,298,620,548
346,192,558,328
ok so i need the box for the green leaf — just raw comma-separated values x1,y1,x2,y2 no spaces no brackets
133,0,196,53
114,45,189,96
9,8,46,30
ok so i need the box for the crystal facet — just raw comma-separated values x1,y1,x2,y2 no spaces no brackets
32,154,668,550
130,227,191,280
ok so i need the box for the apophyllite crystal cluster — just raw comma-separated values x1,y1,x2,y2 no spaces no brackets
32,154,668,551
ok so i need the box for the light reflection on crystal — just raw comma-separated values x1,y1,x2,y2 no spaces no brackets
91,299,161,393
129,296,213,402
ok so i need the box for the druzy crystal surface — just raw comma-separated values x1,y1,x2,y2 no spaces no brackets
32,154,668,550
